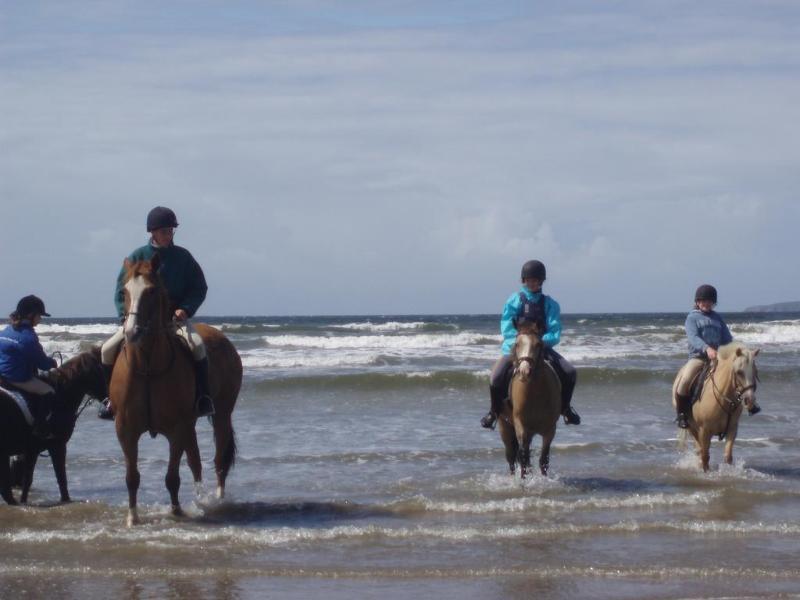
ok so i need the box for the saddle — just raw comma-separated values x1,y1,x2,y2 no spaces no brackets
0,378,35,426
688,361,713,406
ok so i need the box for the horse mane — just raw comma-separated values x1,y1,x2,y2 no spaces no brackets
717,341,748,361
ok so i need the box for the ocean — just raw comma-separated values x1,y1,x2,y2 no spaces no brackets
2,312,800,599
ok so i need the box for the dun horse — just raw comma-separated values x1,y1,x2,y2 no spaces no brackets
497,323,561,477
112,255,242,526
0,348,107,504
672,342,760,472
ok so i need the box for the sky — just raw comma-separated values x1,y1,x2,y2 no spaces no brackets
1,0,798,317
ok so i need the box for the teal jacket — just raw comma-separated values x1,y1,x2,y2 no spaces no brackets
114,242,207,319
500,288,562,355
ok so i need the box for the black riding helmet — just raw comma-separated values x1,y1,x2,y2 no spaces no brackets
147,206,179,232
695,284,718,304
521,260,546,282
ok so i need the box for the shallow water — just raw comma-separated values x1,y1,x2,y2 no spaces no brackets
2,313,800,598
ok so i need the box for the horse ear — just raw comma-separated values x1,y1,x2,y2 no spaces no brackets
123,258,133,270
150,252,161,272
736,347,743,356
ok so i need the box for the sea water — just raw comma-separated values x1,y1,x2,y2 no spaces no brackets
1,313,799,598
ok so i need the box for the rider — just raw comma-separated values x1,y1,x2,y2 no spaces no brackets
674,284,761,429
480,260,581,430
0,295,59,438
97,206,214,419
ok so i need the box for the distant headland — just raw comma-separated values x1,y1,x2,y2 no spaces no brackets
744,301,800,313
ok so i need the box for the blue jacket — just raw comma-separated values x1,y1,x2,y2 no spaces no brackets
114,242,208,319
0,322,57,383
500,288,562,355
685,309,733,358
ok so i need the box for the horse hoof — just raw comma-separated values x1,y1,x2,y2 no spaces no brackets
126,509,140,527
171,505,185,517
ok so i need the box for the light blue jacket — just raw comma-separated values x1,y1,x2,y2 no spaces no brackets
500,288,562,355
685,309,733,358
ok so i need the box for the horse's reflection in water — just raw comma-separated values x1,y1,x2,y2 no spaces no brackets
111,255,242,526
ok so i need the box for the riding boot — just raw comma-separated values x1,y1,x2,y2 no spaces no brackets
562,402,581,425
748,402,762,416
675,393,691,429
480,386,506,430
97,364,115,421
194,357,215,417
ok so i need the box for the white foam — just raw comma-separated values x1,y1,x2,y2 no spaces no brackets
263,332,497,350
333,321,433,332
731,320,800,346
36,323,119,335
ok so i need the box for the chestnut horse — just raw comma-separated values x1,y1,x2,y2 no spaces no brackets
497,323,561,477
672,342,760,472
0,348,107,504
112,255,242,526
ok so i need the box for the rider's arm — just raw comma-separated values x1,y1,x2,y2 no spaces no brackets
541,297,561,348
719,316,733,346
23,331,57,372
500,294,521,355
685,312,708,356
178,253,208,318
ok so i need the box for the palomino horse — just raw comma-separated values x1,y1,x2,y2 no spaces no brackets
0,348,107,504
672,342,760,472
497,323,562,477
112,255,242,526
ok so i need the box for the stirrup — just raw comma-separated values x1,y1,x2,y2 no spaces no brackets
480,411,497,430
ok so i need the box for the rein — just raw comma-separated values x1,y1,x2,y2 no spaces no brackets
708,360,757,440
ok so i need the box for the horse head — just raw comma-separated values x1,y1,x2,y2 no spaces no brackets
122,255,170,344
512,322,545,381
719,343,761,412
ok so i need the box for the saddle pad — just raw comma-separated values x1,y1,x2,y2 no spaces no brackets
0,384,34,426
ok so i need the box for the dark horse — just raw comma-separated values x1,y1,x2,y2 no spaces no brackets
112,255,242,526
0,348,107,504
497,323,561,477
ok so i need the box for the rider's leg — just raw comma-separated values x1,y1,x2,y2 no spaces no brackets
546,349,580,425
13,379,56,439
97,327,124,420
675,358,704,428
175,321,215,417
481,355,513,429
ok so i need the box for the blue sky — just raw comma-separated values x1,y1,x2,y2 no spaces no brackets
1,1,799,316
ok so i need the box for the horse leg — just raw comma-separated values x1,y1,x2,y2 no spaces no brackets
48,443,71,503
498,420,518,475
539,428,556,476
165,436,185,517
0,457,17,505
724,424,739,466
698,428,712,472
212,414,236,499
121,435,141,527
19,450,39,504
185,428,203,497
516,430,534,479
